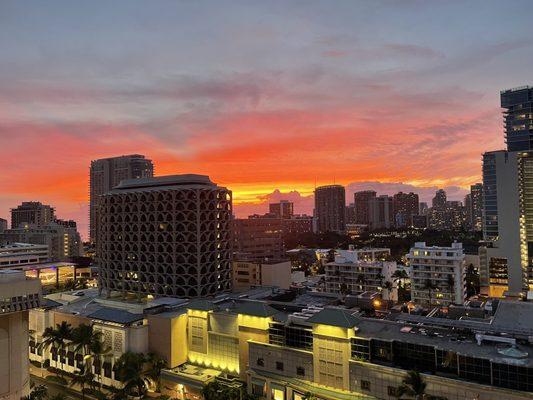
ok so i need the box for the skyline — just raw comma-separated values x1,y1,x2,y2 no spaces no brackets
1,0,532,237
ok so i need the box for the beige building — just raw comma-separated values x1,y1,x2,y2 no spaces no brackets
325,248,398,301
407,242,466,306
233,261,292,291
0,270,42,400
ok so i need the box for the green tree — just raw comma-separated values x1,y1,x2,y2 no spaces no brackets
113,352,150,398
88,336,112,390
70,365,96,400
145,352,167,392
22,384,48,400
422,280,438,306
397,370,427,400
39,321,73,377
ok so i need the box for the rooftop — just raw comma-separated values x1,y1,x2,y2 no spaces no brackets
307,307,360,328
111,174,218,192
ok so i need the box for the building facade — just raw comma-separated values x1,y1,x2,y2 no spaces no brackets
325,248,397,301
353,191,376,226
97,174,232,298
501,86,533,152
0,243,49,268
392,192,419,228
314,185,346,233
0,270,41,400
0,223,82,261
407,242,466,306
232,260,292,291
89,154,154,243
11,202,55,229
368,195,394,230
269,201,294,219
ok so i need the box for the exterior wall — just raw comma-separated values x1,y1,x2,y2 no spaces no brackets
89,155,154,243
0,311,31,400
97,177,232,298
232,261,261,291
349,360,533,400
249,341,314,382
261,262,291,289
312,325,353,392
315,185,346,233
407,242,466,305
148,312,188,368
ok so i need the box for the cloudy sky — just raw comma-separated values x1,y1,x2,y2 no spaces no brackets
0,0,531,238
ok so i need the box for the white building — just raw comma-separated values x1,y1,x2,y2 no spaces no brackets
0,243,49,269
407,242,466,306
0,270,42,400
325,247,398,301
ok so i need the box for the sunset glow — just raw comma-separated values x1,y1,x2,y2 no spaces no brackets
1,1,531,238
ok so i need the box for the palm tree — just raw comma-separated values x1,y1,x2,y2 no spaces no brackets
70,365,96,400
49,394,68,400
22,384,48,400
397,370,427,399
40,321,73,376
356,273,366,290
422,279,438,306
444,275,455,301
88,338,112,391
392,269,409,288
145,352,167,392
113,352,150,398
383,280,393,301
71,323,103,372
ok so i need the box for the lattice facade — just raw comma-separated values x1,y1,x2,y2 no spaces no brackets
97,175,232,298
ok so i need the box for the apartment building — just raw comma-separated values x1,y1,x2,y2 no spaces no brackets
407,242,466,306
325,247,398,301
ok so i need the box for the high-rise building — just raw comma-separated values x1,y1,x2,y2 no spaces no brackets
353,190,376,225
419,202,429,215
345,203,356,224
314,185,345,233
269,200,294,219
97,174,232,298
89,154,154,243
392,192,419,228
407,242,466,306
465,183,483,231
0,218,7,233
480,150,523,297
432,189,447,209
368,195,393,230
501,86,533,152
11,202,55,229
0,270,41,400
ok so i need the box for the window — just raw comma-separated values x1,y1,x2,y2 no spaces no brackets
251,379,265,397
361,380,371,391
276,361,284,371
296,366,305,376
257,358,264,367
387,386,398,397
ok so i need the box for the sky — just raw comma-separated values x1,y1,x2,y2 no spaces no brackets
0,0,531,239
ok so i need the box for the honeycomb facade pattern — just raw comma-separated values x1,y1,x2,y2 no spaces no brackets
97,175,232,298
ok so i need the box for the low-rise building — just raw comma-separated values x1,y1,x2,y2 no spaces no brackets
232,260,292,291
0,223,82,261
0,243,49,268
325,247,398,301
407,242,466,306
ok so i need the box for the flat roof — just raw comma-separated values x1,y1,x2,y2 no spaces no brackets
111,174,218,191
